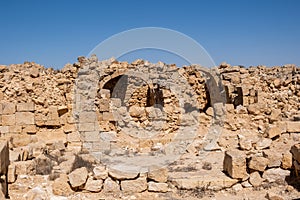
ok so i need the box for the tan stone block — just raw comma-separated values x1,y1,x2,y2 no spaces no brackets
68,167,88,188
36,129,66,145
248,156,269,172
121,177,147,193
223,150,248,179
286,121,300,133
11,134,32,147
52,174,74,196
0,126,9,134
99,98,110,112
2,102,16,114
103,177,120,192
84,177,103,192
16,112,34,125
249,171,263,187
243,96,249,106
23,125,37,134
7,164,16,183
45,119,60,126
67,131,81,142
78,123,95,132
281,152,292,169
269,109,281,122
17,102,35,112
63,123,76,133
148,181,168,192
148,166,168,183
2,114,15,126
84,131,100,142
79,111,97,123
102,112,115,121
109,167,139,180
267,126,282,139
9,125,22,133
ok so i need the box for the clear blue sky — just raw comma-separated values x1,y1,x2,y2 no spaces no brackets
0,0,299,69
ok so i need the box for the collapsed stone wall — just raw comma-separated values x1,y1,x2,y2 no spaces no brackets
0,57,299,199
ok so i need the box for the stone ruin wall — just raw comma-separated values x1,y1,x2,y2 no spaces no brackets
0,56,299,199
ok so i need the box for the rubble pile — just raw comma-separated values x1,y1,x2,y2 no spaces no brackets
0,56,299,199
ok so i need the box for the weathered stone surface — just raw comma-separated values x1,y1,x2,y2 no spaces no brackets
263,149,282,168
52,174,73,196
267,126,282,139
103,177,120,192
14,160,35,175
2,114,15,126
2,102,16,114
169,171,239,190
248,156,269,172
121,177,147,193
7,164,16,183
148,166,168,183
269,109,281,122
262,168,290,183
22,124,37,134
254,138,272,150
84,177,103,192
68,167,88,188
223,150,248,179
266,191,284,200
286,121,300,133
108,167,139,180
281,152,292,169
16,112,34,125
17,102,35,112
93,165,108,180
249,171,264,187
148,181,168,193
247,104,260,115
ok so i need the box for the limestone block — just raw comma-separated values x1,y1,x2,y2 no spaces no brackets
99,99,110,112
2,102,15,114
281,152,292,169
249,171,264,187
148,181,168,192
84,177,103,192
148,166,168,183
17,102,35,112
23,124,37,134
52,174,73,196
102,112,115,121
287,121,300,133
108,167,139,180
16,112,34,125
103,177,120,192
248,156,269,172
2,114,15,126
93,165,108,180
223,150,248,179
267,126,282,139
121,177,147,193
68,167,88,188
262,168,289,183
7,164,16,183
